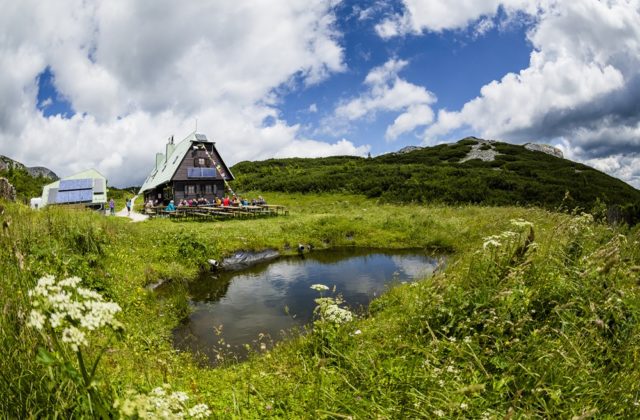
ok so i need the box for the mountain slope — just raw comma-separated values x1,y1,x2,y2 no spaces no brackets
0,155,58,202
232,137,640,223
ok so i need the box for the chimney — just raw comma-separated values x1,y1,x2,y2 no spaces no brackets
156,153,164,170
166,136,175,161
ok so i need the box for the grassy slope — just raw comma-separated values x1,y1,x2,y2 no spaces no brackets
1,194,640,418
232,139,640,223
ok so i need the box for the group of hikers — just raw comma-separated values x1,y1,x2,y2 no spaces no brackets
143,195,266,212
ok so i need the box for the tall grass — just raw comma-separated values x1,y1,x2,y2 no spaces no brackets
1,194,639,417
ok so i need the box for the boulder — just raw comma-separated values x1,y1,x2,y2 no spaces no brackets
524,143,564,159
0,177,16,202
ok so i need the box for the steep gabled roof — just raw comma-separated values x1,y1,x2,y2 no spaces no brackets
139,132,234,194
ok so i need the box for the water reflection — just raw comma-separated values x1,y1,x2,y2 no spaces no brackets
173,248,441,365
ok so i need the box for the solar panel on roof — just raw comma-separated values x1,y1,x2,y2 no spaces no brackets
59,178,93,191
195,134,208,141
56,190,93,204
187,167,217,178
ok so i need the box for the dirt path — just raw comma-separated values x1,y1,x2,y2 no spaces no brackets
115,195,148,222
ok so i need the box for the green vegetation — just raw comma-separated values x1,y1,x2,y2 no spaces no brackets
0,166,52,203
232,139,640,224
2,193,640,417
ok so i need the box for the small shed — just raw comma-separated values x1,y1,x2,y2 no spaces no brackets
139,132,234,204
40,169,108,209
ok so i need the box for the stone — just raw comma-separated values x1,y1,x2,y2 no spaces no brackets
524,143,563,159
0,177,16,202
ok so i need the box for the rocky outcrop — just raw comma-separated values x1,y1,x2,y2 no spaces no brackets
396,146,424,154
27,166,58,180
0,177,16,202
460,139,500,163
524,143,563,159
0,155,58,180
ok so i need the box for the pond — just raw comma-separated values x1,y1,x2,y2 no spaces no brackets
172,248,442,364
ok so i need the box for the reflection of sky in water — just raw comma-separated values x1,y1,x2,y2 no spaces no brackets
173,249,440,364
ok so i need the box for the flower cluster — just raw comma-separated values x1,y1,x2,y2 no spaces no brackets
310,284,329,292
27,275,122,351
114,385,211,419
482,219,534,250
314,297,353,325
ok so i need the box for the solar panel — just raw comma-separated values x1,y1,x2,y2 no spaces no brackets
56,190,93,204
93,179,105,194
187,167,216,178
202,168,216,177
195,134,208,141
59,178,93,191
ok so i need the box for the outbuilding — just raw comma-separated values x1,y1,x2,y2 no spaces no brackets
39,168,108,209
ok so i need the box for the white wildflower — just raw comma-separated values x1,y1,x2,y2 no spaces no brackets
310,284,329,292
460,402,468,410
49,311,65,328
434,409,445,417
26,275,121,351
61,326,88,351
170,391,189,403
482,237,501,249
188,403,211,419
58,276,82,288
27,310,46,330
510,219,533,229
151,387,167,397
354,329,362,335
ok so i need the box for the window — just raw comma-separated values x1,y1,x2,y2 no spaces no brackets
194,157,206,167
186,185,196,195
205,184,212,194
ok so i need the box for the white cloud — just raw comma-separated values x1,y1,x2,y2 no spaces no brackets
0,0,366,187
381,0,640,188
375,0,544,37
332,59,436,141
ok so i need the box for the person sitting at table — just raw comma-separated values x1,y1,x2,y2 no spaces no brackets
232,195,240,206
223,195,230,207
165,200,176,212
241,197,249,206
257,195,266,205
216,196,222,206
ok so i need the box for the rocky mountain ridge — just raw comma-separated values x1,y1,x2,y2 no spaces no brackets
0,155,58,180
394,137,564,160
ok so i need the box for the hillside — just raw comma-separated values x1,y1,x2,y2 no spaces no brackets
232,137,640,224
0,155,58,202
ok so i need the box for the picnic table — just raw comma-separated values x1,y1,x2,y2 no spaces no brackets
142,202,287,221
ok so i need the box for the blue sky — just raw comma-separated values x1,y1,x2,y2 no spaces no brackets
2,0,640,187
278,3,533,154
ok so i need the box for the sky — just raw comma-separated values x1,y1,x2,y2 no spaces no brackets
0,0,639,188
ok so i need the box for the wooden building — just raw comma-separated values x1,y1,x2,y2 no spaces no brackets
139,132,234,204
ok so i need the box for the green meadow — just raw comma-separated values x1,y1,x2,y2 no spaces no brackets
1,193,640,418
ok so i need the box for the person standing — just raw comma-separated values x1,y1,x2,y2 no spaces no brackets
109,198,115,215
126,197,132,216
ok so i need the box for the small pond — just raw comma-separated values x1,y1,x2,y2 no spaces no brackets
173,248,442,364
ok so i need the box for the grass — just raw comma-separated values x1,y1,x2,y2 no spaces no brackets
1,192,640,417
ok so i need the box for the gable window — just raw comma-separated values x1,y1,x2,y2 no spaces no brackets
194,157,206,167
